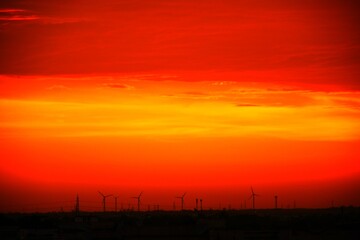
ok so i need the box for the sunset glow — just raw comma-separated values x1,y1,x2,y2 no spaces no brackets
1,0,359,212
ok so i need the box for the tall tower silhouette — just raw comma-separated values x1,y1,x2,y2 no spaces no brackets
114,195,119,212
75,194,80,213
275,195,278,209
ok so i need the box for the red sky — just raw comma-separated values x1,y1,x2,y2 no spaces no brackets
0,0,360,212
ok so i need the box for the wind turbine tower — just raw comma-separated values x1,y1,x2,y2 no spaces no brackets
275,195,278,209
98,191,113,212
132,191,143,211
176,192,186,211
200,198,203,211
114,195,119,212
75,194,80,213
249,187,259,209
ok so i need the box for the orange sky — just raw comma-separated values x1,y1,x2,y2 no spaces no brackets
0,0,360,212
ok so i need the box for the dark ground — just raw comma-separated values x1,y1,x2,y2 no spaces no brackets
0,207,359,240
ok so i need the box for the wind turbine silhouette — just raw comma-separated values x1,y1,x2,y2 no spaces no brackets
75,194,80,214
132,191,143,211
98,191,112,212
176,192,186,211
114,195,119,212
249,187,259,209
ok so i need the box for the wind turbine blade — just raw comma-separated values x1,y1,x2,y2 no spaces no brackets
105,194,113,197
183,192,187,197
98,191,104,197
248,195,253,200
139,191,143,197
251,187,254,195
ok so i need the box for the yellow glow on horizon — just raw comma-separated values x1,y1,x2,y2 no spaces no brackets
1,92,359,141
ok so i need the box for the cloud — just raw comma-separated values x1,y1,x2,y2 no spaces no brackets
0,9,26,13
182,91,207,96
102,83,134,89
236,103,261,107
0,1,359,90
211,81,237,86
0,8,39,21
46,85,70,91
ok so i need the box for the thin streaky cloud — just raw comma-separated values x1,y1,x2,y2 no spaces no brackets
0,16,39,21
0,8,39,21
236,103,261,107
102,83,134,89
0,9,27,13
46,85,71,91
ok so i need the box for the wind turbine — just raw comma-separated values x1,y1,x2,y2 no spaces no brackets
114,195,119,212
248,187,259,209
176,192,186,210
132,191,143,211
98,191,113,212
75,194,80,213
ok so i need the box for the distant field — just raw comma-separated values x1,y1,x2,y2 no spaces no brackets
0,208,359,239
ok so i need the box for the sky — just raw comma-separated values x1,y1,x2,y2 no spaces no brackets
0,0,360,212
